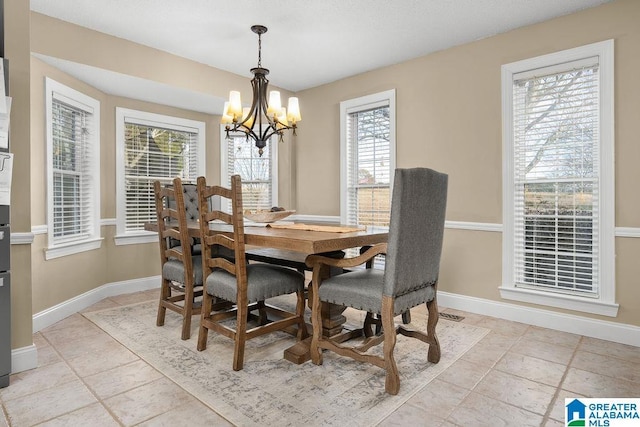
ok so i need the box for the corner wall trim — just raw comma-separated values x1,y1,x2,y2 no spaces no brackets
32,225,47,235
10,232,34,245
100,218,117,227
445,221,502,232
615,227,640,238
438,291,640,347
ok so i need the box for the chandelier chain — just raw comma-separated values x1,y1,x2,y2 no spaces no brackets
257,32,262,68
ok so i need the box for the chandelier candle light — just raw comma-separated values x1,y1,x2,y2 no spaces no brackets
222,25,301,156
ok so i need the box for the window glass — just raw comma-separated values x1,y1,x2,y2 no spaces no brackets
501,40,616,316
346,107,392,227
221,129,277,213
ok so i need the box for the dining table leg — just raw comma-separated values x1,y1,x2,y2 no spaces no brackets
283,264,363,364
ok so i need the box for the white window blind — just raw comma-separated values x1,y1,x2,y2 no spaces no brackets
123,122,199,231
46,78,101,258
51,100,95,243
512,59,600,296
221,129,277,213
342,94,395,228
340,90,396,264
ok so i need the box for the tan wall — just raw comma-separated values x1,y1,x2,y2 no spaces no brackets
30,13,246,105
297,0,640,326
7,0,639,352
29,56,226,312
30,11,297,213
6,0,34,349
29,59,109,313
26,15,297,315
101,95,219,286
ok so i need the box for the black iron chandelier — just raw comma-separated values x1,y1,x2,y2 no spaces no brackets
221,25,301,156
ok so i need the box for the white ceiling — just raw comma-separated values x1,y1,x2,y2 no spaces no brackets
30,0,613,113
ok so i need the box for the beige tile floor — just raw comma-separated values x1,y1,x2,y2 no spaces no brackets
1,289,639,426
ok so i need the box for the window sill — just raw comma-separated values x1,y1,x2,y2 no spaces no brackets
45,238,103,260
499,286,619,317
114,231,157,246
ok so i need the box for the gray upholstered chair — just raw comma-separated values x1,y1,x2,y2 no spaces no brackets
154,178,203,340
306,167,448,395
196,175,308,371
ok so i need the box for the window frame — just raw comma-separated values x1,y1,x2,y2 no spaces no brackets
115,108,205,245
219,125,279,213
45,78,102,260
500,40,617,317
339,89,396,226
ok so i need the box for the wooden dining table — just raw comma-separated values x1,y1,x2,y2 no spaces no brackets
147,220,387,253
145,220,389,363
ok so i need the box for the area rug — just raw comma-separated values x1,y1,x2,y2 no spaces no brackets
84,297,488,426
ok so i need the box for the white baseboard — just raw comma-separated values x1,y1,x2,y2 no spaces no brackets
32,276,160,333
11,344,37,375
11,276,161,375
13,277,639,375
438,291,640,347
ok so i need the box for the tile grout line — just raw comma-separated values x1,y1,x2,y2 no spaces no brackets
42,329,127,426
83,297,235,426
442,326,532,425
539,335,584,425
447,325,581,424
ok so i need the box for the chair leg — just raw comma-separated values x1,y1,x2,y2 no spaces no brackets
365,308,410,338
233,299,248,371
197,292,213,351
426,297,441,363
364,312,384,336
363,312,375,337
401,310,411,324
256,300,268,326
156,278,169,327
382,296,400,395
181,291,193,341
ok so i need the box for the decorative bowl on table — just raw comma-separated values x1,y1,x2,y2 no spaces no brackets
243,208,295,223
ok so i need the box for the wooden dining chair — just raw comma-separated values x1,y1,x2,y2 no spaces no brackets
195,175,308,371
154,177,203,340
306,167,448,394
359,245,412,337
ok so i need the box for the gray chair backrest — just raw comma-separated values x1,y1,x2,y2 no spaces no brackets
181,184,199,221
166,183,199,220
165,182,199,248
383,168,448,297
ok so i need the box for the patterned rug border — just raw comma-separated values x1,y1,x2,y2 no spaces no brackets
84,299,489,426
